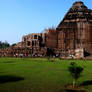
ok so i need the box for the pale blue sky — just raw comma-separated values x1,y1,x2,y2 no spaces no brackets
0,0,91,44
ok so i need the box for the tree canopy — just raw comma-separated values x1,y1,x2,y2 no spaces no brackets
0,41,10,49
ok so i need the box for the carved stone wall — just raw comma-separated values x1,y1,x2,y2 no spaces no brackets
57,1,92,58
45,29,58,48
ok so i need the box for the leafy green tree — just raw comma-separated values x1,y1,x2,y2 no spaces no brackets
68,62,84,88
0,41,10,49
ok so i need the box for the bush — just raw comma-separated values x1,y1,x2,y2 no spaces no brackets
68,62,84,88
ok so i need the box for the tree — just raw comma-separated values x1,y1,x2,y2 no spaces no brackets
11,43,16,47
0,41,10,49
68,62,84,88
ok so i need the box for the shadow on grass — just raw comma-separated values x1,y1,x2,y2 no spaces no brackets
59,89,86,92
80,80,92,86
4,61,15,63
0,75,24,84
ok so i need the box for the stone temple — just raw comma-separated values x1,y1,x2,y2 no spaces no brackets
57,1,92,58
0,1,92,59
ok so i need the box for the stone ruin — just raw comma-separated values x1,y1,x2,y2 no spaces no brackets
0,1,92,59
57,1,92,59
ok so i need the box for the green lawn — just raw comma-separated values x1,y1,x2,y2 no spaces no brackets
0,58,92,92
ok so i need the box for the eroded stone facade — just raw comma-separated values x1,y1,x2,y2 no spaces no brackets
57,1,92,59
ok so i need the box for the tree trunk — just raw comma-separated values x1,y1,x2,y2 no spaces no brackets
73,79,76,88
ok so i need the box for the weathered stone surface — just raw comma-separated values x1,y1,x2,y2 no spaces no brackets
57,1,92,58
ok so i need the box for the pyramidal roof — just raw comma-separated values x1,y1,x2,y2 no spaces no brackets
70,1,88,12
57,1,92,27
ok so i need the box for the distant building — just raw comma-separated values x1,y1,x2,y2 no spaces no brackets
21,30,58,57
22,33,46,48
22,33,47,57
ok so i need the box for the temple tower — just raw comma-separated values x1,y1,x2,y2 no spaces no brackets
57,1,92,58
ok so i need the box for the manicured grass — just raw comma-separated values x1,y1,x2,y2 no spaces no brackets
0,58,92,92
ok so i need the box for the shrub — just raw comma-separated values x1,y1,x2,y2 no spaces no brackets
68,62,84,88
